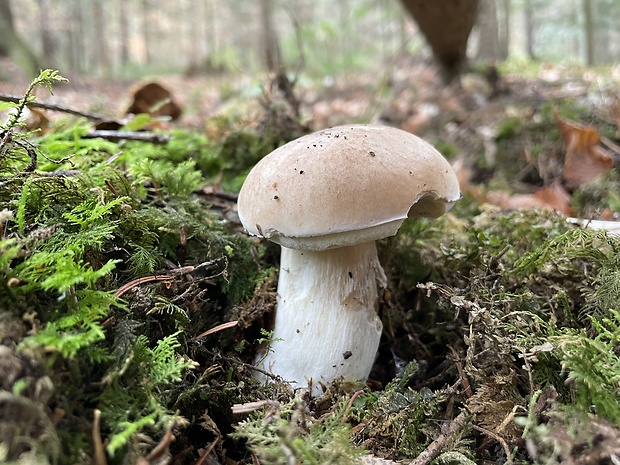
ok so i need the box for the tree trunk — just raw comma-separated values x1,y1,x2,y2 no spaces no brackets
476,0,500,61
0,0,44,76
118,0,130,65
0,0,13,57
187,0,202,68
92,1,110,74
593,0,612,64
583,0,594,66
399,0,480,75
37,0,55,64
67,0,86,72
524,0,535,59
498,0,510,60
259,0,282,72
141,0,153,65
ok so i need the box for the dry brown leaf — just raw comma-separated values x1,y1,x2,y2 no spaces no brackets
126,81,182,122
485,182,573,216
24,108,51,135
554,111,613,190
402,111,432,135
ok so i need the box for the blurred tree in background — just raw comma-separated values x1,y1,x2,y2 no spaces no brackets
399,0,480,74
0,0,44,76
2,0,620,79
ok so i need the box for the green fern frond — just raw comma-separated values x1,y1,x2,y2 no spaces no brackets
148,296,190,330
62,196,129,228
125,243,160,275
1,69,67,132
128,158,203,198
23,289,117,359
580,264,620,322
141,332,190,385
106,413,158,456
20,250,119,294
99,331,193,455
0,237,21,272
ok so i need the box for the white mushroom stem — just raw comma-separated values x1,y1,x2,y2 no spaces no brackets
255,241,386,396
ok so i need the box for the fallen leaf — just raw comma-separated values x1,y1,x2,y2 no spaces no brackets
126,81,182,123
554,111,613,190
24,107,50,134
485,182,573,216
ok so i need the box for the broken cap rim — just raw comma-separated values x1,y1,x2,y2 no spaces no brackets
237,124,461,251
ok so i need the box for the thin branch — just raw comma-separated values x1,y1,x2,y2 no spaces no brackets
471,424,514,464
194,437,219,465
0,93,108,121
145,422,176,463
449,346,473,398
341,389,365,424
115,259,223,298
231,400,281,414
84,130,172,144
92,409,108,465
408,411,468,465
195,320,239,339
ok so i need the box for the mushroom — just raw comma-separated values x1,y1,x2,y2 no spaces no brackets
237,124,460,396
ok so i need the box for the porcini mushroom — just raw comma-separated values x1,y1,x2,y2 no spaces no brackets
237,124,460,396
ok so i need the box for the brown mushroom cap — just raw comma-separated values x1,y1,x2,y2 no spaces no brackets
238,124,460,251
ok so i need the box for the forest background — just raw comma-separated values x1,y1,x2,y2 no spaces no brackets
2,0,620,80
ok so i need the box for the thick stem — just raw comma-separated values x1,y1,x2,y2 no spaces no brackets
255,241,386,396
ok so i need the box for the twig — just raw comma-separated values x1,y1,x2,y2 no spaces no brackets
145,422,176,462
471,424,514,464
115,259,223,298
0,92,108,121
520,348,536,396
280,443,297,465
408,411,467,465
231,399,281,414
449,347,473,398
566,217,620,235
84,130,172,144
114,275,175,298
487,244,511,271
194,437,219,465
195,320,239,339
601,135,620,159
92,409,108,465
238,361,280,379
0,129,73,172
199,186,239,202
341,389,365,424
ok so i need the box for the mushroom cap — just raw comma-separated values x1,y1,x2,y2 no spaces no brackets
237,124,460,251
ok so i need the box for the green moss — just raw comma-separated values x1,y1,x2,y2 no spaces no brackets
433,140,459,160
349,363,451,459
571,169,620,218
0,72,273,463
231,398,365,464
496,116,523,141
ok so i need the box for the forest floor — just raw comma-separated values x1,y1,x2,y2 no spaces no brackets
2,56,620,465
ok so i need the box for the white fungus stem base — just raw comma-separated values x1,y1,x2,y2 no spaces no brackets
255,241,386,396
